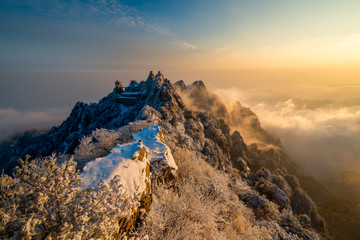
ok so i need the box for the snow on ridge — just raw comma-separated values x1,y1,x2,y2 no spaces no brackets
133,125,178,174
79,140,149,199
80,125,177,199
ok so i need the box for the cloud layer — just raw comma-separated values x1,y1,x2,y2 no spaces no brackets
214,87,360,182
253,100,360,179
0,108,69,141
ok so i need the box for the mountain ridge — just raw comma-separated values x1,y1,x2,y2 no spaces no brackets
0,71,342,239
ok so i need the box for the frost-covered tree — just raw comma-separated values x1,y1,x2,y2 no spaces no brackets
74,128,120,163
74,121,150,164
137,149,254,240
0,155,135,239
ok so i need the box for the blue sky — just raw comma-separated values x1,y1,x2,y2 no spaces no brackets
3,0,359,70
1,0,360,111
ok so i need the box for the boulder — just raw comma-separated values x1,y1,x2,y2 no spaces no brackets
238,193,274,219
255,178,288,209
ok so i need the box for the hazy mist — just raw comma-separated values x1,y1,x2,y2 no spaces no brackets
214,87,360,183
0,107,69,141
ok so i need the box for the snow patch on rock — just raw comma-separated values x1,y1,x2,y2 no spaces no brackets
79,140,150,199
80,125,177,199
133,125,178,176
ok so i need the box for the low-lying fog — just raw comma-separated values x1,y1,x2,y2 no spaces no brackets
0,107,70,141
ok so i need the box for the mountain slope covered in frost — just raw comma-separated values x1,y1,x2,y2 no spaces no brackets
0,71,343,239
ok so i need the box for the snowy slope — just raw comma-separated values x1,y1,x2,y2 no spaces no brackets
80,125,177,199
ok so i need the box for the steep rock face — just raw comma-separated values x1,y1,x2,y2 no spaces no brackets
139,72,185,120
174,80,280,148
230,131,248,170
183,118,205,151
198,113,231,156
229,101,281,148
176,80,230,119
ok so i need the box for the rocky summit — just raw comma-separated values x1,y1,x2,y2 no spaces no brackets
1,71,185,173
0,71,340,239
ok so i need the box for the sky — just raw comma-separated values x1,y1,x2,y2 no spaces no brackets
2,0,360,95
1,0,360,180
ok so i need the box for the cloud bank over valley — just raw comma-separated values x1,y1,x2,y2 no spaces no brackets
214,87,360,182
0,108,69,141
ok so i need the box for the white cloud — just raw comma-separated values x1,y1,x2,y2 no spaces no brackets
181,41,198,49
208,47,230,54
260,32,360,54
252,99,360,180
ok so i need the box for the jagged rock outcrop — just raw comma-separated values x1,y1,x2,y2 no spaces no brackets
173,79,289,174
113,80,125,94
238,193,275,219
175,80,230,119
230,131,249,170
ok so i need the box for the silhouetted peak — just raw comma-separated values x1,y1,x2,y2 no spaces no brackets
173,80,186,91
155,70,164,79
190,80,207,90
146,70,155,82
232,101,243,108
